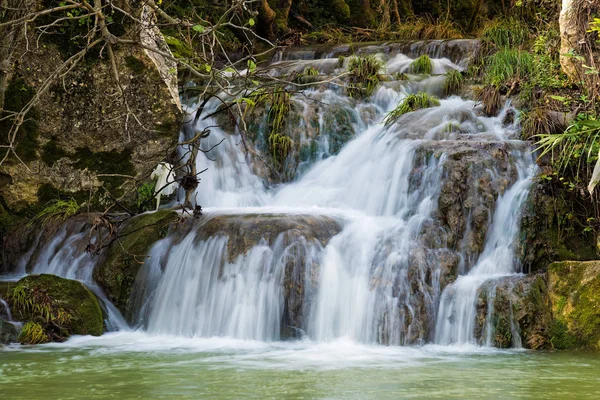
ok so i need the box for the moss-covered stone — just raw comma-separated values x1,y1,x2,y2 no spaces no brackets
4,274,104,343
548,261,600,350
0,318,19,344
93,210,179,315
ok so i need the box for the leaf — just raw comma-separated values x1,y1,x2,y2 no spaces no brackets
193,25,205,33
549,95,567,102
249,18,255,27
589,149,600,195
247,60,257,72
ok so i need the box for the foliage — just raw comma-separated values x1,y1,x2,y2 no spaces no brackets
28,198,80,227
480,18,530,49
384,93,441,125
535,116,600,179
522,107,560,139
347,55,385,98
477,85,501,116
136,182,157,213
18,322,49,345
484,49,534,87
268,133,294,169
409,55,433,75
303,67,320,76
443,70,464,96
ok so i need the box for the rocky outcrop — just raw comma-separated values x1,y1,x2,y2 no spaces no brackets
0,5,182,211
94,210,179,314
548,261,600,350
475,274,552,349
1,274,104,344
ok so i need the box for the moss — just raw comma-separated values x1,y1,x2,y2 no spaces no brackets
124,55,147,75
93,210,178,317
6,274,104,342
40,137,69,166
548,261,600,350
0,78,39,163
73,147,135,193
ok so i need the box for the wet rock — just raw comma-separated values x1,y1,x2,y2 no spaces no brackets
94,210,179,315
475,274,552,349
548,261,600,350
0,318,18,344
4,274,104,343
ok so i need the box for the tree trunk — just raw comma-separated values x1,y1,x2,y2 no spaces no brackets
391,0,401,25
559,0,581,81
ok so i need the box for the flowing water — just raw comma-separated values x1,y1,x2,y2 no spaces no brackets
2,40,599,397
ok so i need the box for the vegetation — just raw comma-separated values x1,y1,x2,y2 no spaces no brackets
444,70,464,96
409,55,433,75
28,198,80,227
384,93,441,125
480,18,530,49
484,49,534,88
347,55,385,98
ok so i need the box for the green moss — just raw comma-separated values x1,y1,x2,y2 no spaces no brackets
93,210,178,317
0,78,39,163
548,261,600,350
124,55,146,75
6,274,104,342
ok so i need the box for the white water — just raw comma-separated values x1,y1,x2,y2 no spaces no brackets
7,41,535,348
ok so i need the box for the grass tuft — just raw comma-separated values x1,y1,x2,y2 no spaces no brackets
409,55,433,75
384,92,441,125
484,49,534,87
481,18,530,49
347,55,385,98
28,198,80,227
444,70,464,96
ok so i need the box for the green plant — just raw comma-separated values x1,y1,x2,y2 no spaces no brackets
535,116,600,179
384,93,440,125
268,133,293,168
394,72,409,81
303,67,319,76
484,49,534,87
481,18,530,49
477,85,501,116
522,107,560,139
409,55,432,74
347,55,385,98
136,182,157,213
18,322,49,345
28,198,80,227
443,70,464,95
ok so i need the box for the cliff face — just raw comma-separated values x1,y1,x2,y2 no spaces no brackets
0,4,182,211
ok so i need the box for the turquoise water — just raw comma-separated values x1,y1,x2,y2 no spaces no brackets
1,333,599,399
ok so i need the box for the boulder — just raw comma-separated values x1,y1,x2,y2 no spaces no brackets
4,274,104,344
548,260,600,350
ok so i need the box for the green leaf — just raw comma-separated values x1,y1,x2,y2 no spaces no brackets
249,18,255,27
247,60,257,72
193,25,205,33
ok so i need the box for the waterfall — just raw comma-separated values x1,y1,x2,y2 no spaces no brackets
7,40,536,348
434,153,535,345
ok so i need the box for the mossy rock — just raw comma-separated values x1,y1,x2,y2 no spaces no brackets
93,210,178,316
548,261,600,350
5,274,104,343
0,318,19,344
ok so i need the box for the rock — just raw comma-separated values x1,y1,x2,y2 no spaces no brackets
94,210,179,315
4,274,104,343
0,318,18,345
475,274,552,349
548,260,600,350
0,2,182,211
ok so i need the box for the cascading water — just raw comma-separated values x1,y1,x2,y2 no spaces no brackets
435,152,536,346
8,40,537,348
